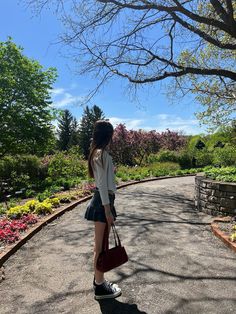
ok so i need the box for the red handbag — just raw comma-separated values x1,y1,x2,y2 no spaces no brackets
96,224,128,273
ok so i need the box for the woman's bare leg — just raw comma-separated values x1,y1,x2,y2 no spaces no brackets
94,222,111,283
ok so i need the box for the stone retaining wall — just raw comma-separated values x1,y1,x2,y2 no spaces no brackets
195,174,236,216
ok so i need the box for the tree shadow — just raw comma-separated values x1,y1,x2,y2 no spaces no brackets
97,298,147,314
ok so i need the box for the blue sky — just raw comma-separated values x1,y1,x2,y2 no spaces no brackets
1,1,207,135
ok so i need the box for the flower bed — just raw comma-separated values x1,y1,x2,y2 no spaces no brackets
204,166,236,183
0,215,38,244
211,217,236,253
0,184,95,250
217,220,236,242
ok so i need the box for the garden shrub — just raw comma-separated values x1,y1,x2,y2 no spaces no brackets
149,162,180,177
37,189,52,202
146,154,159,164
212,146,236,167
25,189,36,198
0,155,41,179
110,124,186,166
24,199,40,211
0,204,6,216
0,155,42,189
194,148,213,167
116,162,180,180
47,151,86,180
177,150,193,169
187,135,206,153
44,197,60,208
7,205,31,219
58,196,71,203
34,201,53,215
0,155,44,198
156,150,178,163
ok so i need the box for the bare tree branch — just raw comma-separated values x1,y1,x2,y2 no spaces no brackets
210,0,229,24
27,0,236,127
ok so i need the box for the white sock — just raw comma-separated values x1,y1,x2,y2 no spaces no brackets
95,279,105,285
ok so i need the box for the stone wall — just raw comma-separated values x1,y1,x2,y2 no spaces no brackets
195,174,236,216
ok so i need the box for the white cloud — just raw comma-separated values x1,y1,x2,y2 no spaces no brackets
154,114,201,134
51,88,65,96
50,87,84,108
109,117,144,130
108,114,206,135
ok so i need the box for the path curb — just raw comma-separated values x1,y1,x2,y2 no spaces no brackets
0,174,195,267
211,217,236,254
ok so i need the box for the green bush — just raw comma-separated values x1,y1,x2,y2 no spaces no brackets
37,190,52,202
213,146,236,167
149,162,180,177
156,150,178,163
47,151,86,180
54,178,80,191
177,150,193,169
0,204,6,216
194,148,213,167
116,162,180,180
25,189,36,198
0,155,43,197
0,155,41,179
146,153,160,164
187,135,206,153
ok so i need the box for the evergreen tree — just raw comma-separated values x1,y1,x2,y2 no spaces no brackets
70,117,80,147
78,105,105,159
57,109,75,151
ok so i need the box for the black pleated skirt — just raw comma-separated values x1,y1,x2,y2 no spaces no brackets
84,189,117,223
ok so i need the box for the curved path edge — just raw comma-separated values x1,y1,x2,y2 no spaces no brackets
0,174,195,267
211,217,236,253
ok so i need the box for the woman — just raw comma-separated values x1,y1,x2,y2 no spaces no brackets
84,120,121,300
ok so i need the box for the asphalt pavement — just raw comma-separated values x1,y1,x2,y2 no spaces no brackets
0,177,236,314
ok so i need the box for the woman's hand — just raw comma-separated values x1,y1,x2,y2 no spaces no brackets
104,204,114,225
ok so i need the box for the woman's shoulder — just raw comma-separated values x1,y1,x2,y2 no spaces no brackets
93,149,110,163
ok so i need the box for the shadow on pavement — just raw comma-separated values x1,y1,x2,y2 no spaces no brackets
98,298,147,314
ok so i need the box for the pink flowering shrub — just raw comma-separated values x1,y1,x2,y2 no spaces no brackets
110,124,186,166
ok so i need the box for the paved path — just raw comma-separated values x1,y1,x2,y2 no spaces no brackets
1,177,236,314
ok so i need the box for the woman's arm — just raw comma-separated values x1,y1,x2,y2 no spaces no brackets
94,151,114,224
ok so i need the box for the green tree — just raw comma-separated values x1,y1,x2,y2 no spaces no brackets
28,0,236,128
78,105,105,159
0,38,57,156
70,117,80,147
205,120,236,148
57,109,78,150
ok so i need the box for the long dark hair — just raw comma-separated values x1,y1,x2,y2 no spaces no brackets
88,120,114,178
